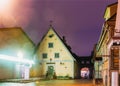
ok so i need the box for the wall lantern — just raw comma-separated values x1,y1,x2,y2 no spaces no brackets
60,62,64,65
50,58,52,61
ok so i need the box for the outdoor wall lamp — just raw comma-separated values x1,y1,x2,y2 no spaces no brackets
60,62,64,65
50,58,52,61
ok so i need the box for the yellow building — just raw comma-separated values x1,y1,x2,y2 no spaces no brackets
0,27,35,80
96,2,120,86
32,25,78,79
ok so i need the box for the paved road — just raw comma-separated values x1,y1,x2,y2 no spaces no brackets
0,79,94,86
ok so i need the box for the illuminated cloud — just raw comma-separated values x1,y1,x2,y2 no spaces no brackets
0,0,14,13
0,0,34,28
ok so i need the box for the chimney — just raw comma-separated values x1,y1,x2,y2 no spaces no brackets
62,36,66,43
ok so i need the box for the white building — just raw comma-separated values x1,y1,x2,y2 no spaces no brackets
32,25,78,79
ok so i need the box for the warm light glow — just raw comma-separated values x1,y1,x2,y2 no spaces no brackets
17,51,23,59
81,67,89,78
0,54,34,64
0,0,11,12
0,0,34,28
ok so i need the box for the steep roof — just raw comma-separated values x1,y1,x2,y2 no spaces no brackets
104,2,118,21
35,25,76,61
0,27,35,58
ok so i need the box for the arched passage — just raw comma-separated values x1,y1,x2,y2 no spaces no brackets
80,67,90,79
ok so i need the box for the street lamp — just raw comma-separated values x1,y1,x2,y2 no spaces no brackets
17,51,23,59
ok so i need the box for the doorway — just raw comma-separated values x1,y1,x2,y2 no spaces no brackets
46,66,55,79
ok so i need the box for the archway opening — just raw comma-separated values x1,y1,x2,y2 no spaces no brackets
80,67,90,79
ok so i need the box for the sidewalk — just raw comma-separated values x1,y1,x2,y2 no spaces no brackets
93,79,103,86
0,77,44,83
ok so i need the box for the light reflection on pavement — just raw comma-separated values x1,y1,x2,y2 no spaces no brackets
0,83,35,86
0,80,94,86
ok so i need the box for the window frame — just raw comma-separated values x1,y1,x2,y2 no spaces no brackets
42,53,47,59
55,53,59,58
48,42,53,48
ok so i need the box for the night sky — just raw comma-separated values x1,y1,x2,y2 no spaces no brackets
0,0,118,56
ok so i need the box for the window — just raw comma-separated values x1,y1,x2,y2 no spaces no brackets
81,61,84,64
86,61,90,64
42,53,47,59
48,43,53,48
111,48,119,68
55,53,59,58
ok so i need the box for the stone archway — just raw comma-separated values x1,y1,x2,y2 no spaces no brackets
80,67,90,79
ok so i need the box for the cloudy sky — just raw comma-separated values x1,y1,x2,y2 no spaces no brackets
0,0,118,56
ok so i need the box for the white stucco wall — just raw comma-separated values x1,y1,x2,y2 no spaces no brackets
36,28,75,78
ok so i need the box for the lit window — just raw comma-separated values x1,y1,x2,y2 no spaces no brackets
81,61,84,64
48,43,53,48
55,53,59,58
42,53,47,59
86,61,90,64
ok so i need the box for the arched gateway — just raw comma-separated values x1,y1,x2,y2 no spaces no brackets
80,67,90,79
73,55,94,79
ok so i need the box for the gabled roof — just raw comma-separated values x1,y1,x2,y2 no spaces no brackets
104,2,118,21
0,27,35,45
0,27,35,57
35,25,76,61
97,3,117,51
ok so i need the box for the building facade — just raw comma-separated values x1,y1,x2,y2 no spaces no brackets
95,2,120,86
93,44,103,85
0,27,35,80
32,25,78,79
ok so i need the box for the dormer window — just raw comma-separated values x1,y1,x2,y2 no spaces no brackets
49,34,54,38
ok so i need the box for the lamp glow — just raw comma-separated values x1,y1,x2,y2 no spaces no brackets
17,51,23,59
0,0,11,12
0,54,34,64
